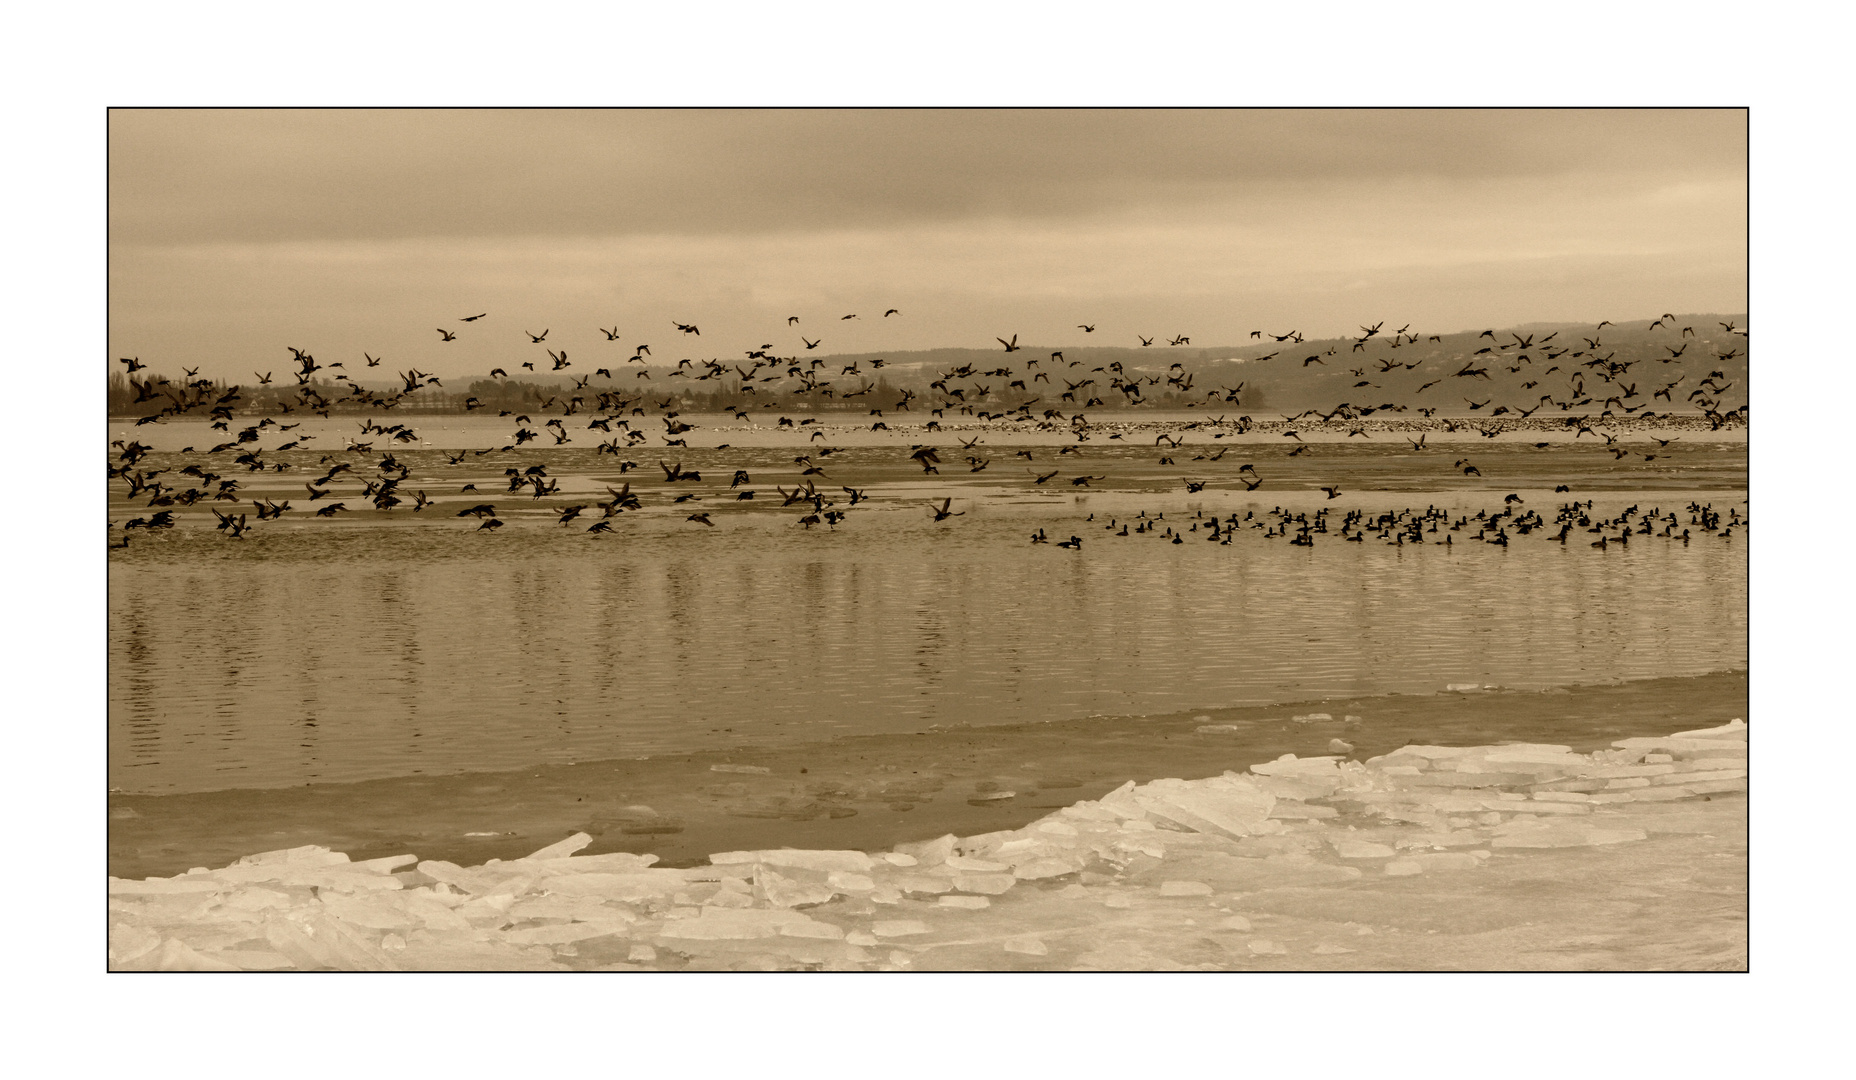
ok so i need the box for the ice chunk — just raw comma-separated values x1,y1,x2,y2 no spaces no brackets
873,919,932,938
1663,768,1747,784
894,874,953,895
1197,724,1242,733
1491,822,1649,848
704,884,757,909
777,918,847,941
399,893,474,931
235,845,350,868
938,895,990,910
710,849,874,873
656,908,837,941
1331,840,1396,859
826,871,875,893
108,877,225,896
218,887,291,913
893,835,957,866
1486,797,1588,816
1220,915,1252,931
1247,940,1287,955
1481,744,1575,762
523,833,594,861
1383,858,1423,876
1591,763,1676,779
1159,880,1213,897
109,922,162,965
1669,719,1746,740
1623,786,1696,802
542,871,685,903
944,855,1011,873
881,852,919,867
1378,745,1479,762
952,872,1016,896
710,764,772,774
1413,852,1482,872
348,854,419,874
1012,857,1080,880
1268,803,1339,820
629,944,657,962
1004,936,1048,956
504,922,631,946
1132,777,1275,840
113,938,244,972
319,893,421,931
262,913,400,971
414,860,537,897
755,866,838,908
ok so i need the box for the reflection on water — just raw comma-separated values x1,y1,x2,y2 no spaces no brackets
109,502,1748,794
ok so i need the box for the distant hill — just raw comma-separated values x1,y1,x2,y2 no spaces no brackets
784,315,1748,415
117,314,1744,421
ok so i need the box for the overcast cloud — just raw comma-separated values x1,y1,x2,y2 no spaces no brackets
109,109,1747,379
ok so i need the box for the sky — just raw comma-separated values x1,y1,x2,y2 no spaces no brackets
107,108,1747,383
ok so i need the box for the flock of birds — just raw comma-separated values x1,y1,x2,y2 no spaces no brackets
109,310,1748,549
1042,497,1744,553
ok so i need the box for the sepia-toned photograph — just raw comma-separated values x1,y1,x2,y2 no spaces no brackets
106,106,1748,974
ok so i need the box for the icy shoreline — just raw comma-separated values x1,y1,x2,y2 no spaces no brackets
108,718,1747,972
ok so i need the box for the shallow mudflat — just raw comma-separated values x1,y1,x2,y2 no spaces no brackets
108,715,1747,972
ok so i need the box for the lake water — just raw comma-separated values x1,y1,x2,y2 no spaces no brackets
109,418,1747,795
106,444,1745,795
